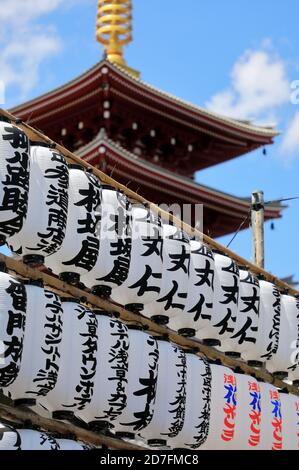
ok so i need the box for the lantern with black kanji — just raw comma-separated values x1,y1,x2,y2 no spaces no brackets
143,224,190,325
8,144,69,265
0,268,26,388
81,185,132,298
40,300,98,420
16,429,60,450
169,240,214,338
0,422,20,450
76,311,130,432
200,364,237,450
242,279,281,368
141,339,186,447
0,118,30,245
280,393,299,450
6,282,63,407
267,294,299,380
113,326,159,440
258,382,283,450
45,166,101,285
170,353,211,449
111,205,163,313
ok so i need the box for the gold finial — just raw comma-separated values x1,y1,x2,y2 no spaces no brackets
96,0,139,77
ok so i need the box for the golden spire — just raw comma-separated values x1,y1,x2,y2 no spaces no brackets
96,0,139,77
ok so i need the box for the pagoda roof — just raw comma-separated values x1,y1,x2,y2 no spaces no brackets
76,131,283,238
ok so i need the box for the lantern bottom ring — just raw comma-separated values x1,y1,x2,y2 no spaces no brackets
14,398,37,407
151,315,169,325
0,234,6,246
225,351,241,358
202,338,221,347
88,420,113,433
52,410,75,421
59,272,81,286
147,439,168,447
23,254,45,267
124,303,144,313
91,285,112,298
273,371,288,380
247,360,264,368
177,328,196,338
115,432,136,440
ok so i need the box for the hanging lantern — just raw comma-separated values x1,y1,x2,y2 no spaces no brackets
169,240,214,338
111,205,163,313
0,118,30,245
0,268,26,388
76,312,130,432
267,294,299,380
16,429,60,450
143,224,190,325
170,353,211,449
40,300,98,420
0,422,21,450
288,298,299,385
230,373,262,450
259,382,283,450
200,364,237,450
8,144,69,265
280,393,299,450
45,166,101,285
113,327,159,440
141,339,186,447
81,185,132,297
6,283,63,407
221,268,260,357
242,280,281,368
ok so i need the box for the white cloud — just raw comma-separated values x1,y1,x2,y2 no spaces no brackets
281,111,299,155
0,0,63,27
206,49,290,122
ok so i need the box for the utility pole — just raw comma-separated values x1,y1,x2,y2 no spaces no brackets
251,190,265,269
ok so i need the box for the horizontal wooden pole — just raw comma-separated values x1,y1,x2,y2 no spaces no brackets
0,108,297,297
0,401,144,450
0,252,298,397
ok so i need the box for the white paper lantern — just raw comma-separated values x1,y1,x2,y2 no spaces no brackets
81,185,132,297
169,241,214,338
76,312,130,432
200,364,237,450
8,144,69,265
6,283,63,406
288,297,299,384
170,354,211,449
111,205,163,313
259,382,283,450
280,393,299,450
221,268,260,357
229,373,262,450
267,294,299,380
16,429,60,450
0,118,30,244
143,224,190,325
45,167,101,285
40,300,98,420
242,280,281,368
113,327,159,440
141,339,186,447
0,422,21,450
0,269,26,388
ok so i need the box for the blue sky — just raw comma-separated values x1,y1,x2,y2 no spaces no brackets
0,0,299,281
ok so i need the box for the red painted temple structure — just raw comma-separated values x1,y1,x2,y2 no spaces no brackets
10,0,283,238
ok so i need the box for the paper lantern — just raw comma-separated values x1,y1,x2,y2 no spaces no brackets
141,339,187,447
45,166,101,285
200,364,237,450
81,185,132,297
0,269,26,388
113,327,159,440
267,294,299,380
8,144,69,265
170,354,211,449
221,268,260,357
0,422,20,450
0,118,30,244
143,224,190,325
288,297,299,384
111,205,163,313
6,283,63,406
242,280,281,368
230,373,262,450
16,429,60,450
280,393,299,450
40,300,98,420
169,241,214,338
259,382,283,450
76,312,130,432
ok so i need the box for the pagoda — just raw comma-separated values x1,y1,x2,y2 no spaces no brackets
10,0,283,238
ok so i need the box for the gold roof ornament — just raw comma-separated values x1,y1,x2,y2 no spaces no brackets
96,0,140,77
